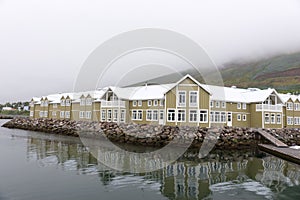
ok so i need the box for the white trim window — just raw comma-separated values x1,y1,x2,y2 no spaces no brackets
287,102,293,110
146,110,152,121
148,100,152,107
160,100,164,106
294,103,299,111
53,103,57,108
237,103,241,109
178,91,186,107
101,110,106,121
264,113,270,124
113,110,118,122
210,112,214,122
66,99,71,106
242,103,247,110
65,111,70,119
79,111,85,119
215,101,220,108
39,111,44,117
167,109,176,122
80,98,85,106
133,101,137,107
177,109,186,122
189,110,197,122
138,100,142,107
189,91,198,107
30,111,34,117
221,101,226,108
132,110,137,120
44,101,48,107
153,100,158,106
237,114,241,121
60,99,65,106
199,110,208,123
221,112,226,122
210,101,214,108
52,111,56,117
294,117,300,125
60,111,65,118
86,111,92,119
137,110,143,120
44,111,48,117
214,112,220,122
153,110,158,121
40,101,44,107
242,114,247,121
120,110,126,122
270,113,275,124
107,110,112,121
287,116,293,125
276,114,281,124
86,98,92,106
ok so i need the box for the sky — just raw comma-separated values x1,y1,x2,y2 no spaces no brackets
0,0,300,103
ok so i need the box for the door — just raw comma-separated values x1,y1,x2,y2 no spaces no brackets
227,112,232,126
159,110,164,125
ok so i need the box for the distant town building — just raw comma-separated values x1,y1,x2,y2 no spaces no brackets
2,107,16,111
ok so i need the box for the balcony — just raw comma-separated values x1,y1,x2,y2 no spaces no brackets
256,104,282,112
101,100,126,108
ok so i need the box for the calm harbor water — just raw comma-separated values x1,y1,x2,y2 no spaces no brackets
0,119,300,200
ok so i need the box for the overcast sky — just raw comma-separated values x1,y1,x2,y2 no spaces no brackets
0,0,300,103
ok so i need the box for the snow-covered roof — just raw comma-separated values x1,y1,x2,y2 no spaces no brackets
279,93,300,103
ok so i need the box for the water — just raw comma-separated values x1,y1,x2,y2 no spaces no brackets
0,119,300,200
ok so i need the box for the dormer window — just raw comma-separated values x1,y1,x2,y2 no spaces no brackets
66,99,71,106
80,98,85,106
60,99,65,106
86,98,92,106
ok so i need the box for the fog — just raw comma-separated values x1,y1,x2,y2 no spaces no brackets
0,0,300,103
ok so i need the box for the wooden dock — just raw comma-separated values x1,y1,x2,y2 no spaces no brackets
258,144,300,165
256,129,288,148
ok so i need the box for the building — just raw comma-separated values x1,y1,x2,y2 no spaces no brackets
29,74,300,128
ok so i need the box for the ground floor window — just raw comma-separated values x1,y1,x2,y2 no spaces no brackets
264,113,270,124
44,111,48,118
101,110,106,121
52,111,56,117
132,110,142,121
113,110,118,122
199,110,208,123
65,111,70,119
120,110,126,122
210,111,226,123
137,110,143,120
242,114,247,121
60,111,64,118
177,109,186,122
167,109,176,122
270,113,275,124
276,114,281,124
153,110,158,121
86,111,92,119
146,110,152,121
287,116,293,125
189,110,197,122
107,110,112,121
294,117,300,125
30,111,34,117
79,111,85,119
237,114,241,121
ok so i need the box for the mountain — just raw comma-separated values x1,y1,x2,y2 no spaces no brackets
212,52,300,93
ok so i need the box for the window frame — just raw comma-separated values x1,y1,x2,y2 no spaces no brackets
178,91,186,107
189,91,198,107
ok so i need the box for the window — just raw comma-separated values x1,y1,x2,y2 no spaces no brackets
39,111,44,117
133,101,137,107
264,113,270,124
40,101,44,107
44,101,48,107
44,111,48,117
52,111,56,117
189,91,198,107
113,110,118,122
242,114,247,121
287,116,293,125
107,110,112,121
53,103,57,108
148,100,152,106
132,110,137,120
66,99,71,106
215,101,220,108
60,111,65,118
146,110,152,121
287,102,293,110
210,101,214,108
138,100,142,107
86,111,92,119
270,113,275,124
214,112,220,122
86,98,92,106
242,103,246,110
65,111,70,119
159,110,164,120
153,110,158,121
237,114,241,121
178,91,186,107
167,109,176,122
221,101,226,108
160,100,164,106
221,112,226,122
137,110,143,120
210,112,214,122
79,111,85,119
294,117,300,125
120,110,125,122
80,99,85,106
237,103,241,109
101,110,106,121
199,110,208,123
30,111,34,117
294,103,300,111
276,114,281,124
189,110,197,122
153,100,158,106
60,99,65,106
177,110,186,122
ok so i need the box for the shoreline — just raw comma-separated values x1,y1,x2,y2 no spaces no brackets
2,118,300,149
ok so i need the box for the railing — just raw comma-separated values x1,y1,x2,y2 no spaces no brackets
101,100,126,108
256,104,282,112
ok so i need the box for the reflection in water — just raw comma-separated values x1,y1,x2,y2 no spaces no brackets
24,134,300,200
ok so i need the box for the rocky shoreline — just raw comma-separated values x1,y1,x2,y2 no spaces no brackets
2,118,300,149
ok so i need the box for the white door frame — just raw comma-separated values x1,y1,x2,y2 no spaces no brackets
159,110,164,125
